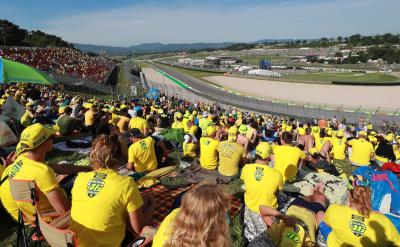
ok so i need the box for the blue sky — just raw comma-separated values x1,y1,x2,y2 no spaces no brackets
0,0,399,46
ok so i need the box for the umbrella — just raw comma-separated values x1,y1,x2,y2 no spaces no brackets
0,57,57,85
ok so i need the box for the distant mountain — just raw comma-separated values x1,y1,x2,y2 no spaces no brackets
252,39,295,44
74,42,236,55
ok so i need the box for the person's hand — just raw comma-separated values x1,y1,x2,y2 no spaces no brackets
1,151,16,167
281,215,297,227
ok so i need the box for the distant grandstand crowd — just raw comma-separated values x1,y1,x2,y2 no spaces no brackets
0,47,116,83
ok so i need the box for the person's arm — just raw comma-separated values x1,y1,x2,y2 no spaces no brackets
259,205,296,227
46,188,70,215
128,209,143,234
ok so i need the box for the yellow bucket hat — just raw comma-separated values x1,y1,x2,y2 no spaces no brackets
238,125,248,134
16,123,55,155
256,142,272,159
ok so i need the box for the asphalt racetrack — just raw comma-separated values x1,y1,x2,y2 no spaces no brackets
143,64,399,125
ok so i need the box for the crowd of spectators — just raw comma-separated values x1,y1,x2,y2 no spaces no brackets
0,47,115,83
0,83,400,246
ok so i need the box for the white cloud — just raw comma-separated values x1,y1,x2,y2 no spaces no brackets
43,0,400,46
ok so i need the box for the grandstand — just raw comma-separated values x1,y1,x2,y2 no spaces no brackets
0,47,119,94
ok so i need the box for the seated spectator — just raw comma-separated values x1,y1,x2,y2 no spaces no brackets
217,126,245,179
199,126,220,170
0,123,69,221
70,135,153,247
152,183,231,247
127,128,158,172
56,106,85,136
346,131,374,166
272,131,306,182
375,135,396,166
129,109,149,136
241,142,283,242
258,184,327,246
320,176,400,246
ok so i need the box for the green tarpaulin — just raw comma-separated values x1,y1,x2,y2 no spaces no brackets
0,57,56,85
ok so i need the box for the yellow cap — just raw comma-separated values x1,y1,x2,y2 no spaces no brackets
312,126,319,133
238,125,248,134
327,130,333,136
188,115,194,122
228,126,238,141
385,134,394,142
337,130,344,137
370,131,377,136
309,148,319,156
358,131,367,137
83,103,93,109
256,142,272,159
205,126,216,137
16,123,55,155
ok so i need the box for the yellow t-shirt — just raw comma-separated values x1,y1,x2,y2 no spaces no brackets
0,165,4,178
0,155,59,220
331,137,346,160
0,165,19,220
128,137,157,172
183,142,196,158
129,117,148,134
70,169,143,247
184,125,198,136
240,163,283,213
273,145,306,182
217,141,245,176
171,121,185,129
152,208,180,247
199,137,220,170
325,204,400,247
199,118,211,132
348,139,374,165
116,116,130,134
84,110,95,126
315,136,330,152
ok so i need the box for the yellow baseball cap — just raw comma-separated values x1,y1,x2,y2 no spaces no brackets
205,126,216,137
83,103,93,109
238,125,248,134
256,142,272,159
358,131,367,137
16,123,55,155
188,115,194,121
228,126,238,141
337,130,344,137
370,131,377,136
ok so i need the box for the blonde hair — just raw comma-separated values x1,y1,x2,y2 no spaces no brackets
90,134,120,170
350,186,372,217
164,183,231,247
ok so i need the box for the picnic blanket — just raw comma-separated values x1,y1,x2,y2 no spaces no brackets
141,185,241,227
53,139,92,154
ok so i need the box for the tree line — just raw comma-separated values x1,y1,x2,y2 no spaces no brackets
0,19,73,48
